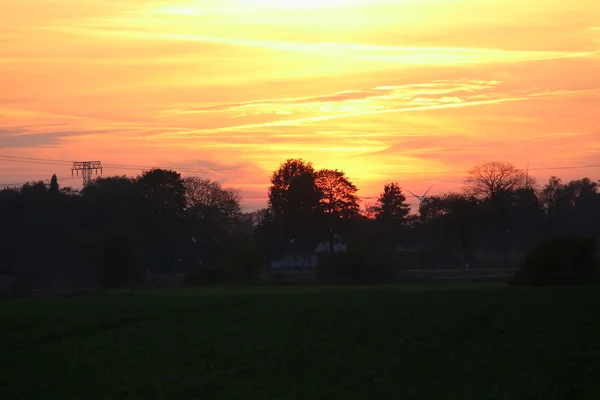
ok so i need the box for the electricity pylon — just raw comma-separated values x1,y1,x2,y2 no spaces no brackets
72,161,102,186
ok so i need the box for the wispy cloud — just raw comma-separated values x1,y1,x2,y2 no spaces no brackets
153,80,584,136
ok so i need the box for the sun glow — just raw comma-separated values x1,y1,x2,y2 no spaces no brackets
1,0,599,210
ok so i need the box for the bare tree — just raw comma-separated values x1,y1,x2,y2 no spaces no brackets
465,162,528,268
465,161,528,200
183,177,242,231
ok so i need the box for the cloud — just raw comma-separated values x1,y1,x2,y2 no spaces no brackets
0,129,100,149
1,0,599,209
152,79,587,137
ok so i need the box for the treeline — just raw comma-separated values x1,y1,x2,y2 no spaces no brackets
0,159,599,289
0,170,255,288
258,159,600,269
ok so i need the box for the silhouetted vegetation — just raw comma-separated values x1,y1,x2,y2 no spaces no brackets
95,228,141,289
510,236,599,286
1,159,599,291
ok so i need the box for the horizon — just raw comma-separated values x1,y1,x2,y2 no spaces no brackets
1,0,599,211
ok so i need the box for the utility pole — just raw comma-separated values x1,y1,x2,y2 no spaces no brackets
72,161,102,186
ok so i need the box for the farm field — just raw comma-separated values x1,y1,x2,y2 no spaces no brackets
1,284,600,399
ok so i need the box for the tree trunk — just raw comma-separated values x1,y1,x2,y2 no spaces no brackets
328,229,335,254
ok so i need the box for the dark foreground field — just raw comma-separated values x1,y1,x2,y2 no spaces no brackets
2,284,600,399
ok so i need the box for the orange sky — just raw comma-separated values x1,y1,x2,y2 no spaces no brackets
1,0,599,210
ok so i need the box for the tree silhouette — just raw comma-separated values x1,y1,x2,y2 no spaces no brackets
539,176,563,227
137,169,186,221
268,159,317,216
419,193,480,267
315,169,359,253
81,176,137,231
373,183,411,221
465,161,527,200
465,162,528,267
371,183,411,252
183,177,242,234
266,159,322,258
49,174,59,194
136,169,187,272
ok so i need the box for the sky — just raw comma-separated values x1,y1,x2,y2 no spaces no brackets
1,0,599,210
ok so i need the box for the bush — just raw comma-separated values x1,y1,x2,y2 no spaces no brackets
509,236,599,286
183,239,263,285
316,251,399,284
225,240,263,282
96,229,141,288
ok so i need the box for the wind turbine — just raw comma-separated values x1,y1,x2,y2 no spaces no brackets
406,185,434,205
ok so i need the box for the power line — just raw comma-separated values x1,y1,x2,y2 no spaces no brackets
1,154,600,182
0,155,270,175
1,176,79,187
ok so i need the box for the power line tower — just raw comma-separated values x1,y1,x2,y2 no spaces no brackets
72,161,103,186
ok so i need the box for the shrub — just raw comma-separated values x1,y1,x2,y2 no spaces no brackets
225,241,263,282
509,236,599,286
96,229,141,288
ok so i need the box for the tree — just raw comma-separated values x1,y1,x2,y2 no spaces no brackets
560,178,599,236
372,183,411,221
268,159,318,216
136,169,187,221
81,176,137,230
49,174,59,194
465,162,528,268
370,183,411,252
508,188,545,250
266,159,322,257
419,193,480,267
136,169,187,272
315,169,360,253
465,161,527,200
539,176,563,226
183,177,242,233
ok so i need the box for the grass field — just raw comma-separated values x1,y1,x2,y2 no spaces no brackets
2,283,600,399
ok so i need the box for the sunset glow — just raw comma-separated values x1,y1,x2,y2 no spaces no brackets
1,0,599,209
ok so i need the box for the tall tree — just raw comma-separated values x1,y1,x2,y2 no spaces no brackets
49,174,59,194
373,183,411,221
315,169,360,253
539,176,563,226
137,169,187,221
371,183,411,252
136,169,187,272
465,162,528,267
268,159,318,216
266,159,322,258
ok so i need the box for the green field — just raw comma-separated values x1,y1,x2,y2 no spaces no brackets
2,284,600,399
